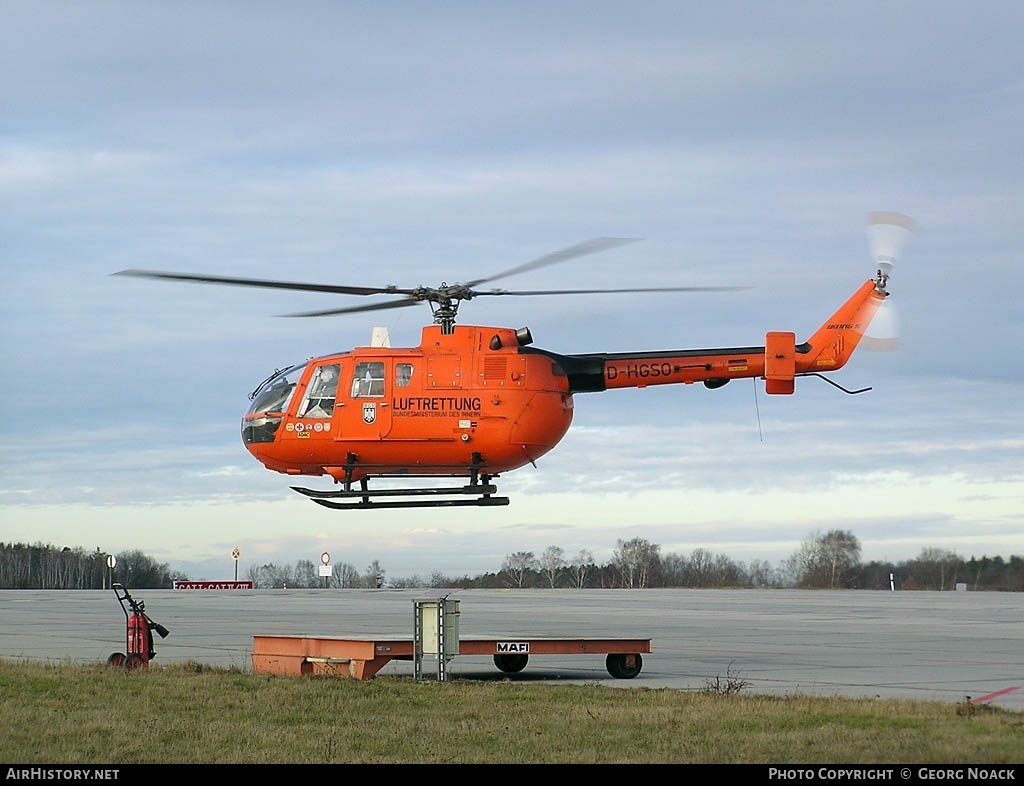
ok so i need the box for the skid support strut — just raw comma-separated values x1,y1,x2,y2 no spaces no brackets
291,452,510,509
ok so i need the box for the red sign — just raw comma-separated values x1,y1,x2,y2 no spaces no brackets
173,580,253,590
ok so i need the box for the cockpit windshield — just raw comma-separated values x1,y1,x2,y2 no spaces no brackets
247,363,305,416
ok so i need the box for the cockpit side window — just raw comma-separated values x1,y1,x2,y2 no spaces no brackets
298,363,340,418
351,361,385,397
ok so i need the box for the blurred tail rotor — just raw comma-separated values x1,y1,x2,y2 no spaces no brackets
862,211,916,351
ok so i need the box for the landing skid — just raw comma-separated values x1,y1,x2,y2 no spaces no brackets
290,452,509,510
292,483,509,509
306,495,510,510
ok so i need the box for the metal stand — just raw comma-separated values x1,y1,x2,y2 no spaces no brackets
413,597,460,681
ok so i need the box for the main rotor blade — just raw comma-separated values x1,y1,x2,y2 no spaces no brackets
279,299,423,318
478,285,746,296
465,237,639,288
113,269,414,298
281,285,744,315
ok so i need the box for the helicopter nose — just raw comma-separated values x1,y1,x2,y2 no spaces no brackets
240,428,279,473
242,414,283,446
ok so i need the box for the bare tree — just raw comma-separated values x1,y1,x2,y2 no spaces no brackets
295,559,318,588
689,548,715,588
429,571,452,588
820,530,861,588
248,562,295,588
912,548,964,590
364,559,386,588
659,552,685,586
612,538,660,588
501,551,537,588
568,549,595,588
745,559,778,587
711,553,744,586
329,562,360,588
787,529,861,588
540,546,565,588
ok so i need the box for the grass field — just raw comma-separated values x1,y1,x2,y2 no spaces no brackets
2,659,1021,764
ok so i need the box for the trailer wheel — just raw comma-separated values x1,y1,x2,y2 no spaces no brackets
493,653,529,673
606,652,643,679
107,652,126,667
125,654,146,670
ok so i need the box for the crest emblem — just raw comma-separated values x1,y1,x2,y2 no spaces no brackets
362,403,377,424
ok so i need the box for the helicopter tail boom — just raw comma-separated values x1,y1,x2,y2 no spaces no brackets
546,276,887,396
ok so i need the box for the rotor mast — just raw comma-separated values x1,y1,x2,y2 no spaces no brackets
427,284,462,334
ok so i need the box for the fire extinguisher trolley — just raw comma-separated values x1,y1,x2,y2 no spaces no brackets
107,583,169,669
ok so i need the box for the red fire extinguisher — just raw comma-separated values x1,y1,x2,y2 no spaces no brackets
108,584,169,669
127,609,152,663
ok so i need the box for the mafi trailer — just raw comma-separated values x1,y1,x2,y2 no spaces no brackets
251,633,651,680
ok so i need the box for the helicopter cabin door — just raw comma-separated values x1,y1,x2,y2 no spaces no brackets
340,358,394,439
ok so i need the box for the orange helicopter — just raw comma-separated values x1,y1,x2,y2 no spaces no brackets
114,213,914,509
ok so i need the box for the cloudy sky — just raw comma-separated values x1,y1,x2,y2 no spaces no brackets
3,1,1022,582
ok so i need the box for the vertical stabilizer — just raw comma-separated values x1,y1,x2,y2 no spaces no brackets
797,279,886,373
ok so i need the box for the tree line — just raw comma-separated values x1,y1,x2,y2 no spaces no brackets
2,532,1022,591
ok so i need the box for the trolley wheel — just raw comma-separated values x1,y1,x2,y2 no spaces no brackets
606,652,643,679
107,652,126,667
125,654,146,670
493,653,529,673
